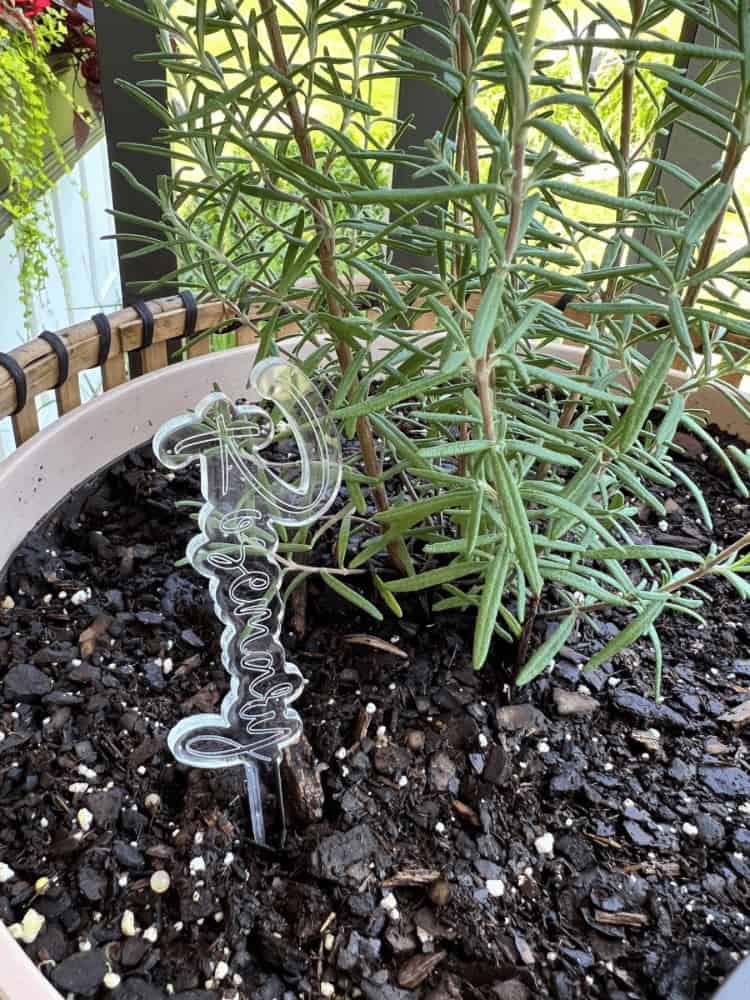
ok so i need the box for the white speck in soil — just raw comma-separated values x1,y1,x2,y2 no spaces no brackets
534,832,555,856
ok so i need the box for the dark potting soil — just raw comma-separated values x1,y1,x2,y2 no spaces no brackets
1,430,749,1000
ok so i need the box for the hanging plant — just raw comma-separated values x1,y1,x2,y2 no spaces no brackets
0,1,99,325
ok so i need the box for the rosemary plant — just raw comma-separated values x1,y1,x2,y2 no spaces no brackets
107,0,750,691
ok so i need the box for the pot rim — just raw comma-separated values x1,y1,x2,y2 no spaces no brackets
2,340,748,578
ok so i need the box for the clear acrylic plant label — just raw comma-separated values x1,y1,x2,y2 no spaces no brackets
153,358,341,845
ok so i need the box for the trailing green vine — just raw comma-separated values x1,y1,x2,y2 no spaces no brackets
0,9,66,323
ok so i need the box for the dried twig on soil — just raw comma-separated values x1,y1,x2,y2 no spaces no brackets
383,868,442,888
593,910,649,928
343,635,408,658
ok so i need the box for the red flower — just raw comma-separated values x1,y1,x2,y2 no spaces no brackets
2,1,101,95
15,0,52,16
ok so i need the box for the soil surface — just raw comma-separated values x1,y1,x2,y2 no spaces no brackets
1,430,750,1000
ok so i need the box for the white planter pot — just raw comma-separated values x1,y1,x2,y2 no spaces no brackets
0,346,261,999
0,343,747,998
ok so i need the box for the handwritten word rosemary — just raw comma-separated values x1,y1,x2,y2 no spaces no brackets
153,358,341,843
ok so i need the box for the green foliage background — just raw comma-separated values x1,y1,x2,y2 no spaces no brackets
0,11,67,321
108,0,750,691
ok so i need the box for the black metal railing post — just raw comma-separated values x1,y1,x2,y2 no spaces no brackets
631,13,740,359
94,0,175,306
647,14,739,215
391,0,452,270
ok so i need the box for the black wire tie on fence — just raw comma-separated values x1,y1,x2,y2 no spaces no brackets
0,352,28,415
39,330,70,389
91,313,113,367
133,300,156,349
178,290,198,340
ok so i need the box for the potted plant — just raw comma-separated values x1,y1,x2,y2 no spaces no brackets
1,0,750,996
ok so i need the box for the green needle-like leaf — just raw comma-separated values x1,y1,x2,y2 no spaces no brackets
321,572,383,621
583,598,668,674
516,614,577,686
473,542,512,669
470,270,505,359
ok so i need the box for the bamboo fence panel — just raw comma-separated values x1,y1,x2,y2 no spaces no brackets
1,289,746,450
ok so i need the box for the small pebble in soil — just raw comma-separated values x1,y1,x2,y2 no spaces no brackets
683,822,699,838
189,856,206,876
144,792,161,812
143,926,159,943
486,880,505,898
120,909,139,937
405,729,425,751
428,879,451,908
381,893,397,912
103,972,121,990
0,863,15,883
76,808,93,832
534,832,555,856
150,870,171,894
320,984,335,998
9,908,45,944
